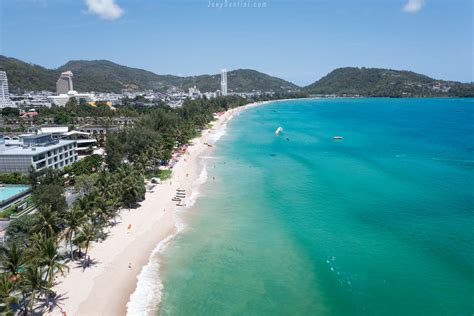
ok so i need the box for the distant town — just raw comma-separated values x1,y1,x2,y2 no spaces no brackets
1,68,270,110
0,66,278,242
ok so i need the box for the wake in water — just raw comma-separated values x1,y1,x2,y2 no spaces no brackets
126,165,209,316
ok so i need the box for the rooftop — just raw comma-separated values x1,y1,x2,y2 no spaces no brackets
0,140,76,156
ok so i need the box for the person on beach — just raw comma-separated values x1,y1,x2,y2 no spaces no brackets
127,224,132,233
128,262,132,269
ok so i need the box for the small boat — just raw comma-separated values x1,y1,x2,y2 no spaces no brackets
275,127,283,135
333,136,343,140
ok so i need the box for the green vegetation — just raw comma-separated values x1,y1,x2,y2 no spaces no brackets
145,169,172,181
105,96,250,172
2,55,473,97
64,154,103,176
0,197,33,219
0,173,29,185
158,169,172,180
1,108,20,118
1,56,299,93
178,69,300,93
33,97,140,124
303,67,474,97
0,56,57,93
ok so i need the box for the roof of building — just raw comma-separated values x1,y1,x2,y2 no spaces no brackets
63,131,89,136
40,126,69,134
0,140,76,156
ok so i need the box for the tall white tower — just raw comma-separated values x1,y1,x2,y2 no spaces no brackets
0,71,15,108
56,71,74,95
220,69,228,96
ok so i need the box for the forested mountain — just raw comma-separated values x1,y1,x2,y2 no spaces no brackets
179,69,299,93
1,56,472,97
304,67,474,97
0,56,299,93
57,60,182,92
0,56,58,92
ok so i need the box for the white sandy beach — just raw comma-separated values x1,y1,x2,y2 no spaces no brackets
49,101,271,316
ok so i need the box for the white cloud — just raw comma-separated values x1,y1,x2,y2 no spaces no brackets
403,0,425,13
85,0,124,20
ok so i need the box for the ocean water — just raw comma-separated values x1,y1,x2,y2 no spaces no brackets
156,98,473,316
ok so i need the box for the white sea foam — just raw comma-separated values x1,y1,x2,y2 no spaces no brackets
126,165,208,316
207,124,227,144
126,227,176,316
200,155,222,160
185,165,208,208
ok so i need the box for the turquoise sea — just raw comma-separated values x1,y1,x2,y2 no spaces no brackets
157,98,473,315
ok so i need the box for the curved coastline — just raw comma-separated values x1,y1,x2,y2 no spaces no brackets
50,100,275,316
125,100,275,315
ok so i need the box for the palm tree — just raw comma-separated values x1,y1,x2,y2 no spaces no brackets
61,205,86,260
0,273,18,315
32,206,61,238
29,235,68,288
74,222,97,261
105,195,121,225
0,243,23,276
89,193,109,227
21,265,48,314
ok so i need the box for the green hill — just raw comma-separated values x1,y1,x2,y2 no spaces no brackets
57,60,182,92
2,57,471,97
304,67,474,97
0,55,58,92
0,56,299,93
180,69,299,93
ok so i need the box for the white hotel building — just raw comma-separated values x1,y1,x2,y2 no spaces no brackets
0,71,15,108
0,134,77,173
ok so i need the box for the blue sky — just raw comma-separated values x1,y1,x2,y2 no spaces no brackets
0,0,472,85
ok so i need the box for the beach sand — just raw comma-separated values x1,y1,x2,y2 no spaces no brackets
49,101,270,316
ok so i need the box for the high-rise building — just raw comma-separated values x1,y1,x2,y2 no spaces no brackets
220,69,228,96
0,134,78,173
56,71,74,95
0,71,15,108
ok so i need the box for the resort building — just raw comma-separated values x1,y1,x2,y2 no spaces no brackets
188,86,201,98
221,69,228,96
47,90,94,107
60,131,97,156
0,71,15,108
0,134,77,173
24,126,98,157
49,70,94,106
56,71,74,95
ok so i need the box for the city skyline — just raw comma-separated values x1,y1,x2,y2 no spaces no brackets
1,0,472,85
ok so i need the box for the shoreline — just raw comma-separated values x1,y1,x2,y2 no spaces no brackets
50,100,274,316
